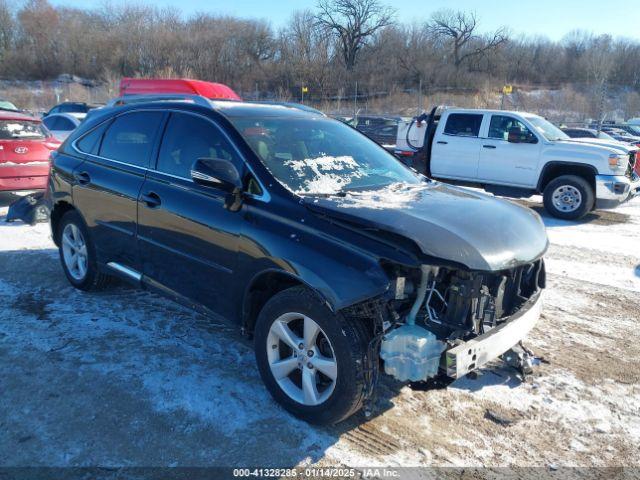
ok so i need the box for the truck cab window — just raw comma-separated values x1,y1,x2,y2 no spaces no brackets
443,114,483,137
489,115,536,142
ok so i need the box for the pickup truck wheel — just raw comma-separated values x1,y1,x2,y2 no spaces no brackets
543,175,594,220
254,286,371,425
57,210,111,291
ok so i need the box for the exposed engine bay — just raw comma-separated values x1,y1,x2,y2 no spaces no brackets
368,259,546,383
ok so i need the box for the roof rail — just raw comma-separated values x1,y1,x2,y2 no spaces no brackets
105,94,213,109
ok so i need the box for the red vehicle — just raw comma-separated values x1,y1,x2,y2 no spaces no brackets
118,78,241,101
0,111,60,192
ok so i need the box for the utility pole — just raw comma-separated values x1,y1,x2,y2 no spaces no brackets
596,79,608,132
353,81,358,118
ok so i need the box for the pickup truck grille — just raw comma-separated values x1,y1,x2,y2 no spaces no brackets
627,152,638,179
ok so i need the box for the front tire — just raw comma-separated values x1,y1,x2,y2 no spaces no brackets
254,286,371,425
57,210,111,291
543,175,594,220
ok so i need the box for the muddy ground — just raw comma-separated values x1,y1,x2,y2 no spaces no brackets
0,192,639,472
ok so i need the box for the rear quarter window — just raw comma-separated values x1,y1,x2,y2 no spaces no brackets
75,120,112,155
443,114,483,137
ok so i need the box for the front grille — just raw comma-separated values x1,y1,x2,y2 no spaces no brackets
421,259,545,337
626,152,637,179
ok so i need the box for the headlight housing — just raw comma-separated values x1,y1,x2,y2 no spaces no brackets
608,154,627,172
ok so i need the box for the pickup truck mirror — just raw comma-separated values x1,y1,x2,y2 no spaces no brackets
191,158,242,192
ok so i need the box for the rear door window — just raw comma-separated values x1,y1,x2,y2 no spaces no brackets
156,112,240,178
99,111,164,168
443,114,483,137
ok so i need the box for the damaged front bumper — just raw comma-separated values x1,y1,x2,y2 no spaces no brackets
444,292,543,379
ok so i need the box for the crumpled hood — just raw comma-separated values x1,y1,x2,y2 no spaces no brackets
306,182,549,271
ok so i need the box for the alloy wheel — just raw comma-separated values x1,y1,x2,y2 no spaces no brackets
61,223,88,281
266,312,338,406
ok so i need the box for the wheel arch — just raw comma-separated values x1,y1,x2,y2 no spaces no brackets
241,269,335,335
50,200,77,246
537,162,597,193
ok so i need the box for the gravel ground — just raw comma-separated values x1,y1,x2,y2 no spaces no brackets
0,191,639,471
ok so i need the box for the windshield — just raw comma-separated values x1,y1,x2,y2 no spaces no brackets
626,125,640,136
597,131,615,141
230,116,421,195
0,100,18,111
0,120,47,140
527,117,569,141
58,104,89,113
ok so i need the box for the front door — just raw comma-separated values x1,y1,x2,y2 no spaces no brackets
137,112,245,318
478,115,541,187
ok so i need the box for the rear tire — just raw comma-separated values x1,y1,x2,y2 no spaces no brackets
57,210,111,291
543,175,594,220
254,286,371,425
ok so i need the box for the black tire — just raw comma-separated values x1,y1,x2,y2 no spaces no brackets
57,209,111,291
543,175,594,220
254,286,371,425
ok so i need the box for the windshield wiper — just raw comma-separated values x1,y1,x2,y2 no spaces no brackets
297,190,347,198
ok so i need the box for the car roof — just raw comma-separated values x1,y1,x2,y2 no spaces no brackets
0,110,40,122
81,99,325,129
48,112,86,120
445,108,542,118
209,100,322,119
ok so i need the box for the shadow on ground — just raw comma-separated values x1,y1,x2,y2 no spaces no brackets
514,199,630,227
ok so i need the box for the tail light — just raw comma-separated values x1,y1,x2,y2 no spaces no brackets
395,150,415,157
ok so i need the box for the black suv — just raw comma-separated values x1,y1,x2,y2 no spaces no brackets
49,99,548,424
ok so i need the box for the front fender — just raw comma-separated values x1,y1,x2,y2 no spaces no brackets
239,252,390,316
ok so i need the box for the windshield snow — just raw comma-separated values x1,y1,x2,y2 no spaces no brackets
230,116,420,194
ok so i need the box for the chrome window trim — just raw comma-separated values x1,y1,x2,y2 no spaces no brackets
71,108,271,203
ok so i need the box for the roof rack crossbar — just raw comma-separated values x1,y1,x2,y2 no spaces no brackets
105,94,213,109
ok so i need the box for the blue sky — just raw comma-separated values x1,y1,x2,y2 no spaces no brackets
50,0,637,41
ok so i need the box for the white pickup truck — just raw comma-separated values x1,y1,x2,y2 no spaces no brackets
398,107,640,219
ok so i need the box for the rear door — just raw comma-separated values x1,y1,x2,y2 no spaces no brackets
137,111,245,317
72,110,166,269
430,112,484,180
478,114,542,187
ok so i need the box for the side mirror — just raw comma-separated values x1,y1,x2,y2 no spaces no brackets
191,158,241,192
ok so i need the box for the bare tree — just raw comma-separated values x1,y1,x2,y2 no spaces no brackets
315,0,394,70
428,9,507,69
0,0,13,57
